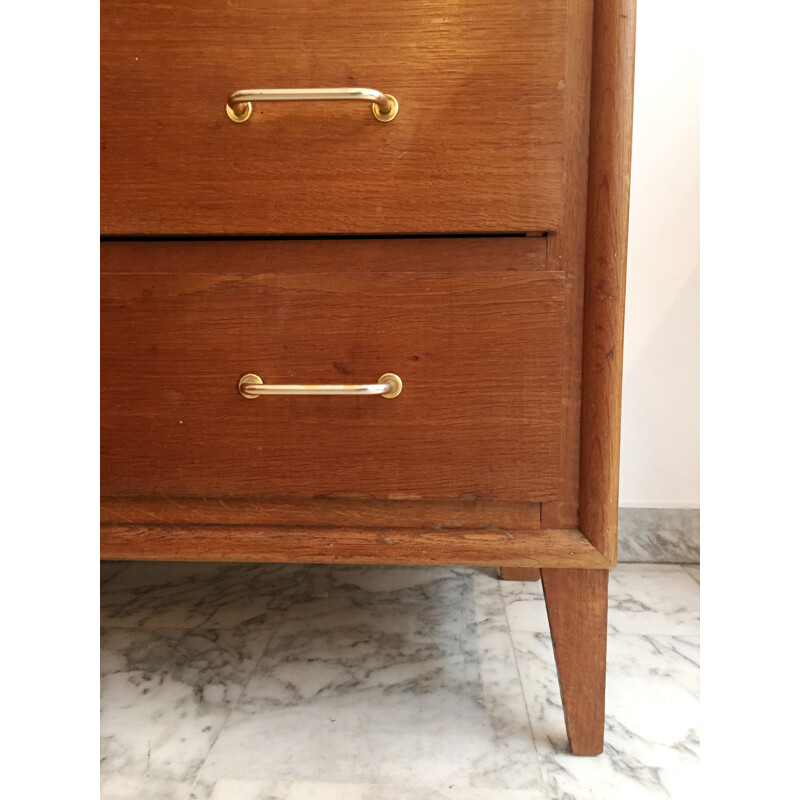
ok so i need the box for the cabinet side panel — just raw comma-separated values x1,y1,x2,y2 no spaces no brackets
579,0,636,563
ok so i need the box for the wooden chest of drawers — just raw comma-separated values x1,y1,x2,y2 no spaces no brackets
100,0,636,756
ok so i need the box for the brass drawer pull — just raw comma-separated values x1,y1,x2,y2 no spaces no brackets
238,372,402,399
226,87,399,123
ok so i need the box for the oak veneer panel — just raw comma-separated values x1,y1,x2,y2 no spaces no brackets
100,525,611,568
101,0,566,235
101,239,566,501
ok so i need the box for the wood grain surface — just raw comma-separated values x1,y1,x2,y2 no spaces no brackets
101,497,541,530
578,0,636,563
499,566,542,581
101,238,566,501
541,567,609,754
100,524,611,568
101,0,567,235
541,0,594,528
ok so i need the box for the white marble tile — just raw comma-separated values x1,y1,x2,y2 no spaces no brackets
512,631,700,800
101,562,308,629
189,778,290,800
607,565,699,635
191,778,542,800
101,626,273,796
283,786,541,800
194,566,545,794
498,576,550,634
683,565,700,583
618,507,700,563
100,564,700,800
101,773,193,800
501,565,700,636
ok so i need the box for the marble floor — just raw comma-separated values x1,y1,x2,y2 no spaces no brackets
100,562,700,800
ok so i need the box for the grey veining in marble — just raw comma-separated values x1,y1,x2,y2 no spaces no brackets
101,562,308,629
101,560,130,587
100,562,700,800
501,564,700,636
607,565,699,636
101,626,273,796
513,632,700,800
618,507,700,563
193,566,545,795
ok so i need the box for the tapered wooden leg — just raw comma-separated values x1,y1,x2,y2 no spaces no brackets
540,568,609,755
499,567,541,581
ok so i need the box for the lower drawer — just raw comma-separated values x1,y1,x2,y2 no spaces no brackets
101,238,565,503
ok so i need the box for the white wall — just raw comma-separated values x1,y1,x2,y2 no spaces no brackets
619,1,699,507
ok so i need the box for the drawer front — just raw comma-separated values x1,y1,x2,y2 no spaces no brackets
101,239,565,501
101,0,566,235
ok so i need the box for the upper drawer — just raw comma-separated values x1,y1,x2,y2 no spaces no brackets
101,0,567,235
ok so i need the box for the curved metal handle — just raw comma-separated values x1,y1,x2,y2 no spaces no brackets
226,87,399,123
239,373,402,399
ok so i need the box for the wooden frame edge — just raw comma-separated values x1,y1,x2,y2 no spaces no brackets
99,497,542,530
578,0,636,564
100,524,613,569
540,0,594,530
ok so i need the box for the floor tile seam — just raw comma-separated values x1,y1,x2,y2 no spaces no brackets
504,624,701,638
506,628,700,800
680,565,701,584
508,631,702,647
497,574,549,792
501,591,699,638
183,621,283,800
99,620,284,797
608,622,701,637
185,564,313,800
610,632,700,644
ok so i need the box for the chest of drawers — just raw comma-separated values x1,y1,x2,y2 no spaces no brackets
100,0,635,756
